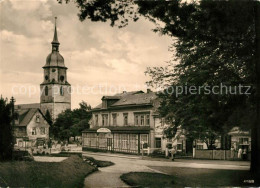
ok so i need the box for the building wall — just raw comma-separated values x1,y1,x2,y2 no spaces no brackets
26,111,49,141
92,108,155,128
40,83,71,120
91,108,167,150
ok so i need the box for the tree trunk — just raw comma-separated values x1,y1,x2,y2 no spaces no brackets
251,2,260,176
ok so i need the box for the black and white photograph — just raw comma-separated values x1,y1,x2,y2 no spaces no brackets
0,0,260,187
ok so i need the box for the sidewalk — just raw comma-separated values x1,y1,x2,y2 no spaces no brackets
83,151,250,167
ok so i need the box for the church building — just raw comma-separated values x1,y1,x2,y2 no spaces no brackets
40,18,71,120
14,18,71,147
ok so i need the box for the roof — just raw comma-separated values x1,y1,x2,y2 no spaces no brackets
102,96,122,100
15,103,40,110
44,51,65,68
93,90,157,110
83,126,152,134
15,108,50,127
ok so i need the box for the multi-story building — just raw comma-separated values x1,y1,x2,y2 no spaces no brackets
82,90,189,154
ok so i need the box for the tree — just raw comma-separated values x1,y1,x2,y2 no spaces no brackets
51,101,92,142
60,0,259,174
0,97,13,160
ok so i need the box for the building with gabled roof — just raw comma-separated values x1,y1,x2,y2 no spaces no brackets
82,90,174,154
13,107,50,148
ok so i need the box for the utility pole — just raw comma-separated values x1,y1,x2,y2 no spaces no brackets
10,96,15,126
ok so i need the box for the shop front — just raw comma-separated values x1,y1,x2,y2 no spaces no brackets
82,126,151,154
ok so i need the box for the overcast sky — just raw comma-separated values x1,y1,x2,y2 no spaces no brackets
0,0,172,109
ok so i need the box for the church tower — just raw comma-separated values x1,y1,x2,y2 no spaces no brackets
40,17,71,120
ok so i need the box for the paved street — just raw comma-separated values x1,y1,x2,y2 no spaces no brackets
83,151,250,188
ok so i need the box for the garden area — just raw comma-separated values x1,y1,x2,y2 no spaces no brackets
120,167,258,187
0,155,96,187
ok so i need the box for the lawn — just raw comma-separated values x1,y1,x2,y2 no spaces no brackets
0,155,97,187
121,167,259,187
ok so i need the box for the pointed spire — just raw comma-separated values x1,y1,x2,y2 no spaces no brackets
52,17,59,44
51,17,60,52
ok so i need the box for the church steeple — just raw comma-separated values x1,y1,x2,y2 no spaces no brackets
51,17,60,52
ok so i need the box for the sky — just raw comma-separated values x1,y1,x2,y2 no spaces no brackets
0,0,172,109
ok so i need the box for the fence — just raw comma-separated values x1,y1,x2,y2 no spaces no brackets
194,149,251,160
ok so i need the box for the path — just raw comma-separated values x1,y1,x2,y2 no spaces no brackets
33,156,67,162
83,151,250,188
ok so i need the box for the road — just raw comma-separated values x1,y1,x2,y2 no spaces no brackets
83,151,250,188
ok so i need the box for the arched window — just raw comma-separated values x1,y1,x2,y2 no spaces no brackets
45,86,48,96
60,86,64,96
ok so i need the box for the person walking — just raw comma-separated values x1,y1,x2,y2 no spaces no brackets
238,147,242,159
171,146,176,161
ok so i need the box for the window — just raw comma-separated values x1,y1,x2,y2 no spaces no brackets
146,115,150,126
155,138,161,148
140,134,148,148
60,75,64,82
177,143,182,150
140,115,144,126
239,138,249,144
121,134,128,149
161,118,165,126
196,144,203,150
45,86,48,96
60,86,64,96
134,113,150,126
114,134,120,149
32,127,36,135
123,114,128,126
40,127,46,135
102,114,108,126
134,115,139,126
112,114,117,126
36,115,40,123
45,75,49,81
95,115,98,126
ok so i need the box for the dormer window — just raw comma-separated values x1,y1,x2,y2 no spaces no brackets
36,115,40,123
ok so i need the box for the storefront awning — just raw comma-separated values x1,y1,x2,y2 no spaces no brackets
97,128,111,133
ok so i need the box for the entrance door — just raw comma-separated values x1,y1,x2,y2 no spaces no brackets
186,139,193,155
107,138,112,151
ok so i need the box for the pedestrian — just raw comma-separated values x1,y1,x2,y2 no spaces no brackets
238,147,242,159
231,146,235,160
242,148,247,160
171,146,176,161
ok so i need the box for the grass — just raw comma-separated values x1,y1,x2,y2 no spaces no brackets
121,167,259,187
0,155,97,188
84,156,115,167
120,172,176,188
